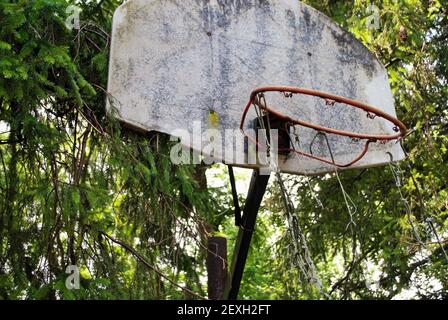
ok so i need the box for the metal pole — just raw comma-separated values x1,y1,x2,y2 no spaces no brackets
207,236,228,300
225,170,270,299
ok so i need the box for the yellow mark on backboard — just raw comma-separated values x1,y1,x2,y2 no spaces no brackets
208,110,220,128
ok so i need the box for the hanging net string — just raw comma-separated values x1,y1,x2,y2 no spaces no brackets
253,100,331,299
426,218,448,263
257,94,322,209
389,156,448,263
289,121,360,273
275,171,331,299
335,168,361,265
254,94,357,288
334,170,358,232
256,95,323,212
400,142,448,263
253,89,373,267
314,128,360,263
292,125,358,232
287,125,324,209
388,159,425,247
296,122,359,255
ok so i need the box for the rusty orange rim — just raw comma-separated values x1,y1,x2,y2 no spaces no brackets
240,86,407,168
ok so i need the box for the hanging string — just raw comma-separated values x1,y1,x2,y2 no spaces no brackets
425,217,448,263
334,170,358,232
254,94,331,299
289,125,356,229
393,141,448,262
298,124,359,256
288,126,324,209
301,126,360,261
389,158,448,264
262,92,360,283
388,160,425,247
275,170,331,299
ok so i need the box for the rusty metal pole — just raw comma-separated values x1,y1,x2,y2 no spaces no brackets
207,236,228,300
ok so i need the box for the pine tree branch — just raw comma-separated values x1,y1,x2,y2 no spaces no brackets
98,230,208,300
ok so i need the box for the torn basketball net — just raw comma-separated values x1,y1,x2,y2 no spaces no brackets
240,86,408,168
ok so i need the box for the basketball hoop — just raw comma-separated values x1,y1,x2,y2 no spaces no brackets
240,86,408,168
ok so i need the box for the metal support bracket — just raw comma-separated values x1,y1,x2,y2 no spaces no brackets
225,169,270,299
228,165,242,226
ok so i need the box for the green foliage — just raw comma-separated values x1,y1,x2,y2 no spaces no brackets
248,0,448,299
0,0,213,300
0,0,446,300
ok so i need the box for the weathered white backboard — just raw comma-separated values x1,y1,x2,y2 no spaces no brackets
107,0,405,175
